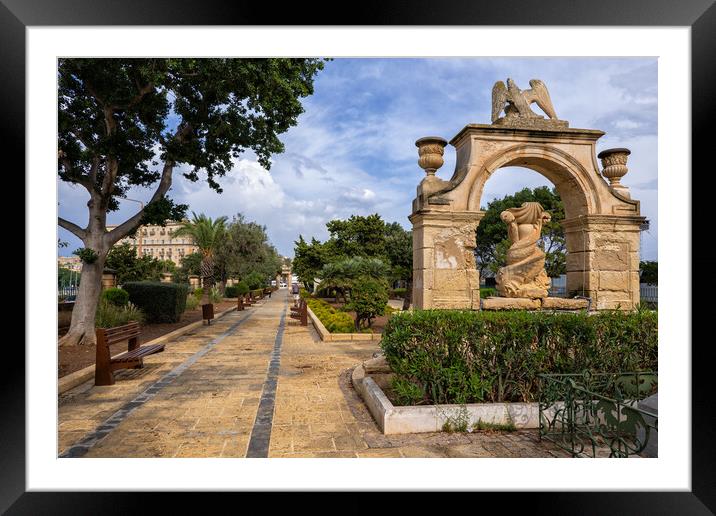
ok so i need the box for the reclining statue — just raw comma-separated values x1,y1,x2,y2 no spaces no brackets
496,202,552,299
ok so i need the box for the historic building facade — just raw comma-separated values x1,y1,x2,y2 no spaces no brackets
107,221,198,267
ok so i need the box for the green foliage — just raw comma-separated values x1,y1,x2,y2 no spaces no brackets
224,285,240,298
347,278,390,330
640,260,658,284
73,247,98,264
208,286,223,304
390,288,407,299
138,197,188,228
214,213,282,286
173,251,202,283
235,281,250,296
381,309,657,405
244,271,265,290
304,297,355,333
390,376,425,406
106,242,170,284
95,299,144,328
58,267,79,288
476,186,566,278
292,236,329,290
59,58,327,211
123,281,189,323
480,287,498,298
293,214,413,290
185,293,199,311
472,419,516,432
101,287,129,307
192,287,204,301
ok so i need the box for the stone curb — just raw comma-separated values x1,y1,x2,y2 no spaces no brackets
58,305,240,395
351,363,543,434
306,306,381,342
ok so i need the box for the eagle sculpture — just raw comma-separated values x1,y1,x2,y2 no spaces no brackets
491,78,558,123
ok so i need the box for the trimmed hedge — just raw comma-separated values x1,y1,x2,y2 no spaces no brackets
101,287,129,307
225,282,250,298
123,281,189,323
304,297,355,333
381,309,657,405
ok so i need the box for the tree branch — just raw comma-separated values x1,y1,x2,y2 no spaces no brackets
58,217,87,240
103,122,192,247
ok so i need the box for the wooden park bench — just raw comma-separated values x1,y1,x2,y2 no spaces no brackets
95,321,164,386
290,298,308,326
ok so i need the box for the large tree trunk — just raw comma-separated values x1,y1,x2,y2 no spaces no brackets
58,253,106,347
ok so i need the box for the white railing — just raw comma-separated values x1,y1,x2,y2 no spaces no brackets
640,284,658,303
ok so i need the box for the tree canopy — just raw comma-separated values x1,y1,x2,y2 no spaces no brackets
476,186,566,278
57,57,326,346
293,214,412,290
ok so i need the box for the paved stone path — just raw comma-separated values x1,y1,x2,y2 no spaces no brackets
58,291,569,458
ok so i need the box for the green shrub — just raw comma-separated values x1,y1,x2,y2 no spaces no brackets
480,287,498,298
381,309,657,405
123,281,189,323
305,297,354,333
347,278,389,330
101,287,129,307
224,284,241,298
235,281,249,296
95,299,144,328
192,287,204,301
391,376,425,406
390,288,407,299
245,272,264,290
185,293,199,311
209,286,222,303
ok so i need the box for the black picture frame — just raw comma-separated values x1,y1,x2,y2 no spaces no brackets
4,0,713,513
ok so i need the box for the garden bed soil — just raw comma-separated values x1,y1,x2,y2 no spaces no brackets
57,300,237,378
320,298,391,334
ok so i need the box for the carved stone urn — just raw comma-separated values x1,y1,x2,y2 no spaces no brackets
598,147,631,197
415,136,448,197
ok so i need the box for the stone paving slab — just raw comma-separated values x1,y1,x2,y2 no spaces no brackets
59,291,570,459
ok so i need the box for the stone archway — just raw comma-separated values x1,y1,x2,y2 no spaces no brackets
410,117,646,311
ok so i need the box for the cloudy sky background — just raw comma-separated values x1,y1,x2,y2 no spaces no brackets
58,57,658,260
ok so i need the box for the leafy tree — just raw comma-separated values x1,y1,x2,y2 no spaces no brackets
319,257,390,302
348,278,390,330
384,222,413,308
293,236,329,290
105,242,173,284
172,213,228,302
640,261,658,284
215,213,282,289
57,57,326,346
476,186,566,279
173,251,202,284
324,214,388,259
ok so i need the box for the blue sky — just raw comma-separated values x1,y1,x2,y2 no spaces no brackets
58,57,658,260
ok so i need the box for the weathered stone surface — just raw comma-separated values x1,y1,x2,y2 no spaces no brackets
496,202,552,299
482,297,541,310
599,271,629,291
541,297,589,310
410,84,646,311
363,356,391,374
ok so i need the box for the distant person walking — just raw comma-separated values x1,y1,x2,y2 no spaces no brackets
291,283,300,305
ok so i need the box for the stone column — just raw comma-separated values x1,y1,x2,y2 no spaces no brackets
409,210,484,310
563,215,645,310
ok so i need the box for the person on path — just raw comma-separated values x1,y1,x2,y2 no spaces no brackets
291,282,300,305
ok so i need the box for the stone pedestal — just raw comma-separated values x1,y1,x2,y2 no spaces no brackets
482,297,541,310
409,210,483,310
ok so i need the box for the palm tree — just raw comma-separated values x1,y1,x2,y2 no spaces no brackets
173,212,228,303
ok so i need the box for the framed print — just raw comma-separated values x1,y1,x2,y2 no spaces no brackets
4,0,714,512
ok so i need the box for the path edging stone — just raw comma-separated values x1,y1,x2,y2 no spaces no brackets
307,306,380,342
351,363,542,435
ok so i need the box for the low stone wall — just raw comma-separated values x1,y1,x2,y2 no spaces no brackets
306,306,381,342
351,360,544,435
